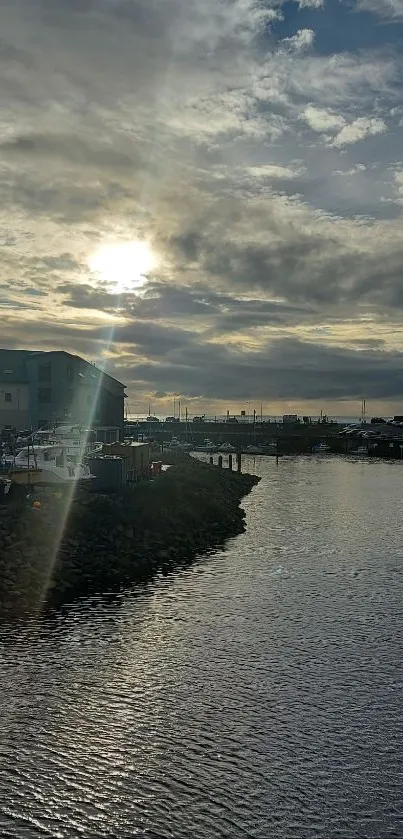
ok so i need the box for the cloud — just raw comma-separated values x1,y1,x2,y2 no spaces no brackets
245,163,306,179
280,29,315,52
0,0,403,411
303,106,346,132
355,0,403,17
302,108,388,149
392,168,403,203
116,335,403,402
298,0,323,6
332,117,387,147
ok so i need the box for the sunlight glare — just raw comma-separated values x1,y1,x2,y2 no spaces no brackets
89,240,156,293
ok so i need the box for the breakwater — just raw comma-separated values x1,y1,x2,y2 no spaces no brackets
0,455,259,619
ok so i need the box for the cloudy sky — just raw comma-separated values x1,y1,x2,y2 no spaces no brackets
2,0,403,417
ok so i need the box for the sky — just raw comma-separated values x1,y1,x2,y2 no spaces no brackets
2,0,403,418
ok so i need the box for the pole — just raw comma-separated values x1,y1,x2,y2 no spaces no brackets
178,400,181,422
260,402,263,422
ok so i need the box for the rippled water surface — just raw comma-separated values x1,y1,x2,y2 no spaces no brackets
1,456,403,838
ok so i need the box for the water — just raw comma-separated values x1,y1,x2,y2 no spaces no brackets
0,456,402,838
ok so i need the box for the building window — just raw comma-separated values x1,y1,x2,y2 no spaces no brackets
38,387,52,404
38,363,51,382
4,392,11,403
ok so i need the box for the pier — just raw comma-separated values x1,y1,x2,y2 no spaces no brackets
125,417,403,460
128,417,343,455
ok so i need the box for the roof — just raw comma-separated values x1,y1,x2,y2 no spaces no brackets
0,349,29,382
0,348,126,390
35,351,126,391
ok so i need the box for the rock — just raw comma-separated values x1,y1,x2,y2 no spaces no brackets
0,457,260,610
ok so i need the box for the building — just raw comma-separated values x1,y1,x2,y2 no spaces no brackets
0,350,30,432
0,349,126,439
101,441,151,481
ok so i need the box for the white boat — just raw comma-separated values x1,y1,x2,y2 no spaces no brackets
10,444,94,485
245,444,262,454
33,425,102,463
312,441,331,454
349,445,368,456
165,436,192,452
196,439,216,452
219,442,236,452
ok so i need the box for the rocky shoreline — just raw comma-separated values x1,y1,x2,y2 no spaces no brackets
0,455,259,619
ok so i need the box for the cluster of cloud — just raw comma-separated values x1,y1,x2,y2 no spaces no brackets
1,0,403,412
302,106,387,147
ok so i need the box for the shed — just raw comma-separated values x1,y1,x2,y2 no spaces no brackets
102,441,151,481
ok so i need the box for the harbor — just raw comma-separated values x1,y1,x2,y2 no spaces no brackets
1,455,402,839
3,413,403,500
127,414,403,459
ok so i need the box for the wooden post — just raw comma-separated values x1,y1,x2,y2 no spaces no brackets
276,437,279,464
228,454,233,471
218,455,223,468
209,456,214,465
237,452,241,473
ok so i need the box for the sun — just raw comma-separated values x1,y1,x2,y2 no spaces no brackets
88,240,156,293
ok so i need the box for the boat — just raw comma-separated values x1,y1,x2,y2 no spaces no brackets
33,425,103,463
349,445,368,457
165,436,192,451
8,468,43,486
312,441,331,454
245,444,262,454
218,442,236,452
195,439,216,452
9,444,94,485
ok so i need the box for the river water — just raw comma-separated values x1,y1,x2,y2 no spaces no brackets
0,456,402,838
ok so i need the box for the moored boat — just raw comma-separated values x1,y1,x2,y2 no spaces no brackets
9,444,94,485
165,436,193,452
195,439,216,452
218,442,236,452
312,441,331,454
349,445,368,457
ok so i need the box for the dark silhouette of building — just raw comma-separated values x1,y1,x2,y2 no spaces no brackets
0,349,126,439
